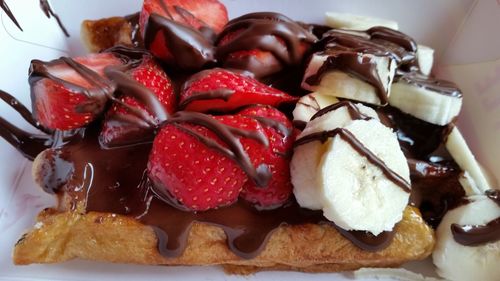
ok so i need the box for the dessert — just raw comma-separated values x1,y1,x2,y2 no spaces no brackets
0,1,498,280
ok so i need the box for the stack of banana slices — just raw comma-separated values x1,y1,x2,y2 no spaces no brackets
291,12,500,281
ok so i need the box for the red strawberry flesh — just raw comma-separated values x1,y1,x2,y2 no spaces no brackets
30,53,122,131
148,113,270,211
179,68,297,112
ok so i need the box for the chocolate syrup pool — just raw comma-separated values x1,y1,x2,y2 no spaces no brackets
34,122,394,259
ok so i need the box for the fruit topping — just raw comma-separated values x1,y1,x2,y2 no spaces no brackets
29,53,123,130
139,0,227,70
216,12,317,79
238,105,295,208
148,111,273,211
100,55,175,147
179,68,297,112
139,0,228,35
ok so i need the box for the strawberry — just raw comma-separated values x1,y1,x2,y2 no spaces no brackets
147,113,268,211
238,105,294,155
240,155,293,209
30,53,123,131
237,106,294,208
139,0,228,35
179,68,297,112
139,0,226,69
216,15,315,78
100,55,175,146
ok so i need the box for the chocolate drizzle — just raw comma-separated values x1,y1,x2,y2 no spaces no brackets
0,90,59,160
39,0,69,37
310,100,371,121
216,12,316,78
486,189,500,207
33,122,395,259
144,14,216,70
451,218,500,246
160,111,271,188
396,72,463,98
305,31,395,105
448,190,500,246
29,58,114,118
295,127,411,193
0,0,22,31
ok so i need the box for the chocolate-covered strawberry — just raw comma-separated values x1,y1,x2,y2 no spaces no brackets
178,68,297,112
100,55,176,147
216,12,317,79
139,0,228,70
29,53,123,131
147,112,272,211
238,105,295,208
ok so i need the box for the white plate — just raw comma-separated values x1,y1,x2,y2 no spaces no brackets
1,0,499,280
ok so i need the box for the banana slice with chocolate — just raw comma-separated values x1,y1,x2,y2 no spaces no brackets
389,73,463,126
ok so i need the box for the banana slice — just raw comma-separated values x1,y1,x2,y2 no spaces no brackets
389,74,462,125
291,102,378,210
325,12,399,30
416,45,434,76
433,194,500,281
292,92,339,126
302,52,397,105
318,119,411,235
446,126,492,193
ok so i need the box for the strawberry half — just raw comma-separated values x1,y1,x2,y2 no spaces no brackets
30,53,123,131
179,68,297,112
148,113,268,211
139,0,228,35
100,55,175,147
139,0,226,69
237,105,295,208
215,13,316,78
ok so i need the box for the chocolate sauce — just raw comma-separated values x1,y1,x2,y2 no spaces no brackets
305,31,395,105
32,122,394,259
160,111,271,187
0,90,61,160
486,189,500,207
124,12,143,47
29,58,114,119
369,27,416,51
379,106,449,159
0,0,22,31
396,72,463,98
216,12,316,78
451,218,500,246
407,159,464,227
144,14,216,70
39,0,69,37
310,100,371,121
295,127,411,193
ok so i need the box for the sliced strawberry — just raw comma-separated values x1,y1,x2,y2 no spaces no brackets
30,53,123,131
216,24,313,78
100,55,175,146
238,105,294,155
147,113,267,211
139,0,228,35
237,105,294,208
179,68,297,112
240,155,292,209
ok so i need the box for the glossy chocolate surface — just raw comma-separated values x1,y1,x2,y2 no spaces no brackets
396,72,463,98
451,218,500,246
216,12,316,78
144,14,216,70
